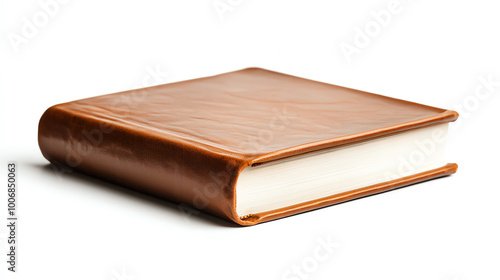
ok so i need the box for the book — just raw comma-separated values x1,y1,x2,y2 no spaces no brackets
38,68,458,225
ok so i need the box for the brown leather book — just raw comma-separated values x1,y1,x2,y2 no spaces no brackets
38,68,458,226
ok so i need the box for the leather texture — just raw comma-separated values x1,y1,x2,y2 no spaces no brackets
38,68,458,225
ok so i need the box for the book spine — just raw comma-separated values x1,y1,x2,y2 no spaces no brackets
38,104,244,224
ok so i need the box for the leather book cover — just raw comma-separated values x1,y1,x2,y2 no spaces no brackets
38,68,459,225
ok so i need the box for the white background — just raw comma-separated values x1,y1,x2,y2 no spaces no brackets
1,0,499,279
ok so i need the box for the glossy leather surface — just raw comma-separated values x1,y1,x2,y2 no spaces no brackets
38,68,458,225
